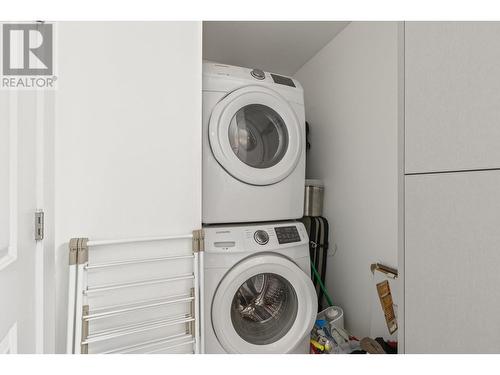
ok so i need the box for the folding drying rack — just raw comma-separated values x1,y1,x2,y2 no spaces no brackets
66,230,205,354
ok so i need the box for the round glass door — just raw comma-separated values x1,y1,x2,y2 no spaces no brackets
231,273,298,345
228,105,289,169
208,86,303,186
211,254,317,353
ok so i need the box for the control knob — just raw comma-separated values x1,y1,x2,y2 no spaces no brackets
254,230,269,245
251,69,265,80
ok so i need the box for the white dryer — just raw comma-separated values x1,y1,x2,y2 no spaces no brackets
203,222,317,353
203,62,306,224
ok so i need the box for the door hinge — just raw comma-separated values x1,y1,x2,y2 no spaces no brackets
35,210,44,241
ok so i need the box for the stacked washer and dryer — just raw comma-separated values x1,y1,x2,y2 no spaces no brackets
202,62,318,354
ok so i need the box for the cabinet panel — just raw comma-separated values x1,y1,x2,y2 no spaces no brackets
405,171,500,353
405,22,500,173
54,22,202,353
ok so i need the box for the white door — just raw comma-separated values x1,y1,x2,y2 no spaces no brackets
405,171,500,353
211,254,317,353
0,91,41,353
209,86,302,185
405,22,500,174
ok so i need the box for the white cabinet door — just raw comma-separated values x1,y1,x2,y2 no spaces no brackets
405,22,500,174
0,91,40,353
405,171,500,353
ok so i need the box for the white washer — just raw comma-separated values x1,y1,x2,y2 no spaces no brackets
203,222,317,353
203,62,306,224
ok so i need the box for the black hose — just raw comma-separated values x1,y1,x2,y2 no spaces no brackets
320,217,329,309
309,217,317,289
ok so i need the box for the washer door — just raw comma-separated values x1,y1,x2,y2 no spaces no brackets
209,86,302,186
211,254,317,353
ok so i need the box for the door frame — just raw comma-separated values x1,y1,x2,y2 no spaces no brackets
37,84,56,354
397,21,406,354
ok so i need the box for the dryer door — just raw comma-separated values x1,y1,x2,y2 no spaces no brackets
211,254,317,353
209,86,302,186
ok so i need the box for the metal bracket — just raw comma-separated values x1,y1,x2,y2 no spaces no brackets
68,238,89,265
78,238,89,264
199,229,204,252
371,263,398,279
68,239,78,265
35,210,44,241
192,229,204,253
192,230,199,253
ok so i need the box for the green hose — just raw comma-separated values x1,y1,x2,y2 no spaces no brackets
310,260,334,307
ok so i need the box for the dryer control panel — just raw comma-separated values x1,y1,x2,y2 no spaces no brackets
203,61,303,96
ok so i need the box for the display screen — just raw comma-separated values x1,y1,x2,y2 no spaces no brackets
271,74,296,88
275,226,301,244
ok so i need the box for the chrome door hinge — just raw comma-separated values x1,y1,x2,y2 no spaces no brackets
35,210,44,241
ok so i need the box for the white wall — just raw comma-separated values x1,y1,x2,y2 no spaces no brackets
54,22,202,353
294,22,400,338
203,21,349,75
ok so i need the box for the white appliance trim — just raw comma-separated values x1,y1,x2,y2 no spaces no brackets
209,85,302,186
211,253,316,353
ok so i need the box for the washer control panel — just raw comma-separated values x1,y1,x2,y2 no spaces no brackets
275,226,301,244
253,230,270,245
204,222,307,253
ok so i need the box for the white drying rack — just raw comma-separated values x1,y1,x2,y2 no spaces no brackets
66,231,205,354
